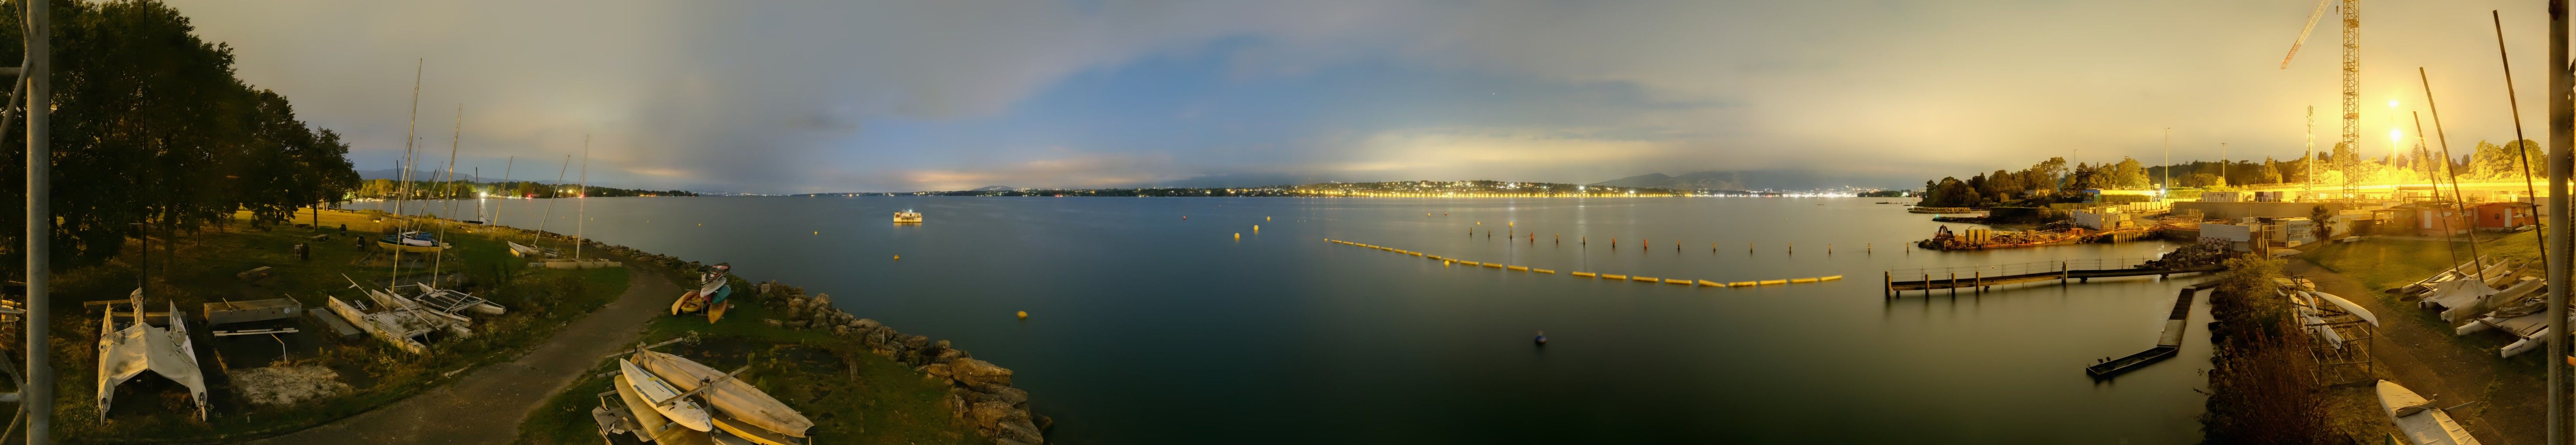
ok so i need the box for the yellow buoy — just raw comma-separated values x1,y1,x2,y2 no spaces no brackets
1234,233,1241,239
813,231,819,235
1253,225,1260,231
1267,216,1272,221
697,223,702,226
1017,311,1028,319
893,255,902,260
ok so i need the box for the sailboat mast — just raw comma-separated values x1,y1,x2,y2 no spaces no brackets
576,135,589,259
391,59,422,287
496,156,512,229
434,104,461,284
541,154,567,252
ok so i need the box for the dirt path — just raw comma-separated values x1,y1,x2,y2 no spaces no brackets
2290,261,2538,445
251,263,675,445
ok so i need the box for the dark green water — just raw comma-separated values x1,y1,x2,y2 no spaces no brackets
358,196,2211,443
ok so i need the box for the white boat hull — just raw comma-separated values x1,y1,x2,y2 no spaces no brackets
621,358,714,432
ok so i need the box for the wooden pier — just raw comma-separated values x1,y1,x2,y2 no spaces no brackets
2084,283,2206,377
1881,258,2219,298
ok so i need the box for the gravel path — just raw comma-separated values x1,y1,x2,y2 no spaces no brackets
251,262,676,445
2292,261,2537,445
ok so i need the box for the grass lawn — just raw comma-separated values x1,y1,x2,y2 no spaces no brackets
515,272,981,445
39,208,628,443
2300,230,2541,293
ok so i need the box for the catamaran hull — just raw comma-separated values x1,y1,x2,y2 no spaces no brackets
376,240,449,253
621,358,714,432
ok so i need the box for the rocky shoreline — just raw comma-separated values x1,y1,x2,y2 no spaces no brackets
589,241,1051,445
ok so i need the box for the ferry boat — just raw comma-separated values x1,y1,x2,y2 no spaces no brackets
892,209,923,224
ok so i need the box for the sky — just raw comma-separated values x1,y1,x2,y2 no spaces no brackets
163,0,2562,193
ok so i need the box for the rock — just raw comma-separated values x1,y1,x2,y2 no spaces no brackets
970,401,1025,429
785,320,809,330
904,335,930,350
950,359,1014,390
762,319,783,328
934,339,951,350
994,439,1036,445
1033,414,1053,432
855,318,881,331
934,348,968,364
975,386,1029,407
946,392,970,420
924,363,953,379
994,418,1044,444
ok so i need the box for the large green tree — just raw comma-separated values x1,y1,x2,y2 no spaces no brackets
0,0,358,270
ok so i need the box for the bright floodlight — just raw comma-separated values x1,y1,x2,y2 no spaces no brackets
2388,128,2401,143
2388,100,2398,108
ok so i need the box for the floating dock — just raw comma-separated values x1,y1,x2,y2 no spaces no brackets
1882,259,2219,298
2084,284,2204,378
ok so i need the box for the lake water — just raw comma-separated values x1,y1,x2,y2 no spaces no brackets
352,196,2211,443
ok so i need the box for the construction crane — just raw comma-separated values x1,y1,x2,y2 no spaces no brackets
2280,0,2360,161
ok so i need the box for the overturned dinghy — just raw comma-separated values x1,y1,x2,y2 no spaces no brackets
2378,380,2481,445
96,289,210,422
634,350,813,442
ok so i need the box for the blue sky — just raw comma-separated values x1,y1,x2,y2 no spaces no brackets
165,0,2557,193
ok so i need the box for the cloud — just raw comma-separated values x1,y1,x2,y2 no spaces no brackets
164,0,2553,192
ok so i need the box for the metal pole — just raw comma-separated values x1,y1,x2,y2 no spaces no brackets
2422,70,2487,282
23,0,50,438
575,135,588,259
2494,10,2548,266
2546,1,2570,442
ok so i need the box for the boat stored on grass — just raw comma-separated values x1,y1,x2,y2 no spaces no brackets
622,358,715,432
376,230,450,253
670,263,735,322
95,289,210,422
635,349,815,441
2377,380,2481,445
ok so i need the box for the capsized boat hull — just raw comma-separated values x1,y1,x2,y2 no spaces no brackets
635,350,813,437
621,358,714,432
671,290,707,315
2377,380,2482,445
614,374,673,436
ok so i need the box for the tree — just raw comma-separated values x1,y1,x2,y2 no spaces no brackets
2110,157,2149,189
0,0,360,269
2332,141,2365,192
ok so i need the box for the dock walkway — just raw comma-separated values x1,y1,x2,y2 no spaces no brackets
2085,283,2205,378
1882,258,2218,298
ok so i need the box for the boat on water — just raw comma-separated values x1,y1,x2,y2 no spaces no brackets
2377,380,2482,445
670,263,734,322
892,209,923,223
634,350,814,441
376,230,450,253
621,358,715,432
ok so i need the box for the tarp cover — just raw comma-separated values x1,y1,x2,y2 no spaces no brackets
2378,380,2482,445
2421,279,2500,312
96,296,208,421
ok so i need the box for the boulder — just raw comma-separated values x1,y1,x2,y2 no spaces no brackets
970,401,1025,430
994,418,1044,444
923,363,953,379
934,348,968,364
904,335,931,350
945,392,970,420
785,320,809,330
975,386,1029,408
855,318,881,330
1033,414,1053,432
950,359,1014,389
762,319,783,328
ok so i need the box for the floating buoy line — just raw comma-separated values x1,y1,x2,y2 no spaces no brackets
1323,238,1840,289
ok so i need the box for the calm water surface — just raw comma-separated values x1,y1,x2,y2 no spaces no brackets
358,196,2211,443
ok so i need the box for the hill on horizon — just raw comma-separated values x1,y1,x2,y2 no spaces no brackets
1589,169,1906,191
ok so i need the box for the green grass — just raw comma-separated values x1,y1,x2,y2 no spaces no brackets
515,270,981,445
45,209,630,443
2300,230,2541,293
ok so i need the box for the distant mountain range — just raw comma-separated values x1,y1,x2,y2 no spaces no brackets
1589,169,1905,191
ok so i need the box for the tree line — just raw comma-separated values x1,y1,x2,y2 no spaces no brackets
350,179,695,199
1917,139,2544,208
0,0,363,270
